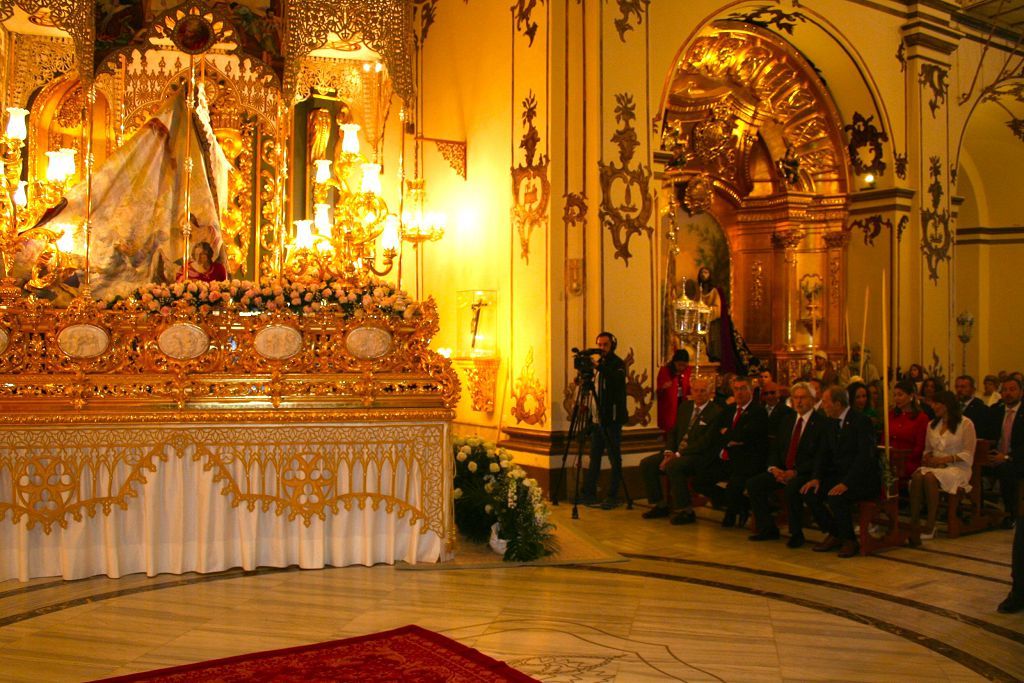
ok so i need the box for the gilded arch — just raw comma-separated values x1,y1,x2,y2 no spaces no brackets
658,22,852,379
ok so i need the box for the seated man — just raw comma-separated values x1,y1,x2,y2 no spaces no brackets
717,376,769,528
639,377,724,525
801,385,881,558
989,377,1023,531
746,382,828,546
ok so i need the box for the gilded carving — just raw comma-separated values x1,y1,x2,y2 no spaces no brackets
612,0,650,42
4,34,75,109
511,91,550,263
848,214,893,247
683,173,714,215
0,0,94,89
897,215,909,242
456,357,499,413
283,0,414,103
598,92,653,264
565,258,584,296
919,64,949,117
413,0,439,46
510,347,546,425
622,348,653,427
921,156,951,283
844,112,888,177
895,152,908,180
828,253,841,309
0,423,450,540
750,259,765,310
427,138,467,180
0,298,460,411
512,0,544,47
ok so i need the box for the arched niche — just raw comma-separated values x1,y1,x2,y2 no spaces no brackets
657,22,852,378
27,76,113,187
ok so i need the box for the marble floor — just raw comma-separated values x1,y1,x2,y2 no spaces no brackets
1,503,1021,683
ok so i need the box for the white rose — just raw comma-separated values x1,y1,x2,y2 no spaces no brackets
484,504,493,514
484,482,494,493
524,478,537,488
467,461,478,473
456,452,467,462
459,445,471,455
489,463,500,473
500,460,510,469
453,488,463,499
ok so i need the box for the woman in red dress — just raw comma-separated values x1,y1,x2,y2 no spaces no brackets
177,241,226,282
889,379,930,482
655,349,692,441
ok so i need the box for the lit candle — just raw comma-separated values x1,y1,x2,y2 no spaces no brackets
340,123,361,155
13,181,27,207
381,214,400,251
5,108,28,141
360,163,382,195
59,148,77,179
45,151,65,182
313,203,331,233
293,220,314,250
313,159,332,184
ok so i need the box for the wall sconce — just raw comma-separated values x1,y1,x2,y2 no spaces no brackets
861,173,876,190
956,310,974,373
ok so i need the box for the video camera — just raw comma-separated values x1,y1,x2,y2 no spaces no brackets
571,347,602,379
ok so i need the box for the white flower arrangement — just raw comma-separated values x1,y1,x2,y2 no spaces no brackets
451,436,555,561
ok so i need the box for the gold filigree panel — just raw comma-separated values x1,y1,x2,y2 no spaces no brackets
510,347,546,425
0,422,449,539
0,299,460,412
283,0,414,103
4,33,75,108
0,0,94,87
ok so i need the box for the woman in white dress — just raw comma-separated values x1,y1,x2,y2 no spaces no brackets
909,390,977,544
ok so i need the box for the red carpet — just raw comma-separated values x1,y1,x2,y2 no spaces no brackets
93,625,537,682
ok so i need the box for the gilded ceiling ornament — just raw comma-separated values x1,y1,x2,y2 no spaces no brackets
844,112,888,177
511,91,550,263
848,214,893,247
598,92,653,264
919,64,949,118
920,156,951,283
4,34,75,109
0,0,94,87
612,0,650,42
727,5,806,34
622,347,653,427
683,173,713,215
510,347,547,426
512,0,544,47
283,0,414,103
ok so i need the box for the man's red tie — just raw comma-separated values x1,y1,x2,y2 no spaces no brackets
721,407,743,461
785,415,803,469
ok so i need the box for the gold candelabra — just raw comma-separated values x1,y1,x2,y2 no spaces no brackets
285,120,399,285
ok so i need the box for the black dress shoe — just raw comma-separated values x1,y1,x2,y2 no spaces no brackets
813,535,842,552
748,528,780,541
721,512,736,528
642,506,670,519
838,540,860,558
670,510,697,525
786,534,805,549
997,593,1024,614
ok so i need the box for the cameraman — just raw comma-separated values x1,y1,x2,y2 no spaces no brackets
581,331,629,509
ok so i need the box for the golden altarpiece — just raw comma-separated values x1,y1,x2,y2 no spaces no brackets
0,0,460,581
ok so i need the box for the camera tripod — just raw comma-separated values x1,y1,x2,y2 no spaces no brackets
552,371,633,519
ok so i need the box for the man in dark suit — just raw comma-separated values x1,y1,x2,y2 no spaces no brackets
582,331,629,509
747,382,828,547
762,381,794,437
994,377,1024,613
801,385,881,558
955,375,992,439
717,375,769,528
639,377,724,525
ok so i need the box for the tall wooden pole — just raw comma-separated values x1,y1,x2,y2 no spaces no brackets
860,285,870,377
881,270,892,496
